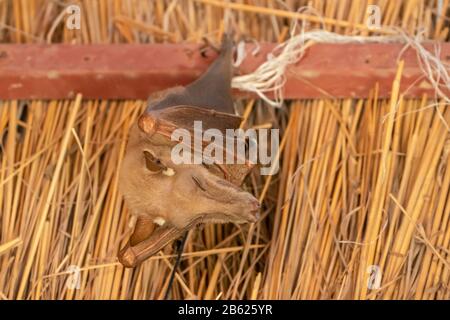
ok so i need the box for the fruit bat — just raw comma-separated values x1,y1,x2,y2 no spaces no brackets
118,34,260,268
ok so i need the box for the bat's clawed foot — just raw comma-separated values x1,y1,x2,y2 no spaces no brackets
201,36,220,53
199,32,235,58
199,37,220,58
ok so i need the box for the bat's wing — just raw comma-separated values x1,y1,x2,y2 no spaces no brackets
146,33,235,114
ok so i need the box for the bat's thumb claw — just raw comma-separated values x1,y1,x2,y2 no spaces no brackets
118,245,138,268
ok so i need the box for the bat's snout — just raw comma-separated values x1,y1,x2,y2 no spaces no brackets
248,198,261,219
241,195,261,223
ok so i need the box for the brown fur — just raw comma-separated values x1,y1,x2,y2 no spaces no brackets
119,125,260,228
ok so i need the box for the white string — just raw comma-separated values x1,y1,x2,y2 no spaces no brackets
231,26,450,109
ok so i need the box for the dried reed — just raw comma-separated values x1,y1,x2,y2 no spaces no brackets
0,0,449,300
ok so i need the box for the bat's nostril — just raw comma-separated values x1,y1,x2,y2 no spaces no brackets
249,207,260,221
249,199,261,215
253,199,260,208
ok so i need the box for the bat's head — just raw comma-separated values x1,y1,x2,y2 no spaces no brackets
119,121,260,229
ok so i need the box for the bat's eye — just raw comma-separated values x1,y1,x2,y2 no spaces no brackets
143,151,164,172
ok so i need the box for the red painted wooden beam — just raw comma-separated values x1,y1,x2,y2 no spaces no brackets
0,43,449,100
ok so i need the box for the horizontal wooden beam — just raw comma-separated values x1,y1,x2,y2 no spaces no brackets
0,43,449,100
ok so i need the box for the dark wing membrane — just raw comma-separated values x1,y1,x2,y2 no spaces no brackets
148,33,235,114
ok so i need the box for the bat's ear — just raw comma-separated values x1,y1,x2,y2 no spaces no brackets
146,33,235,114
